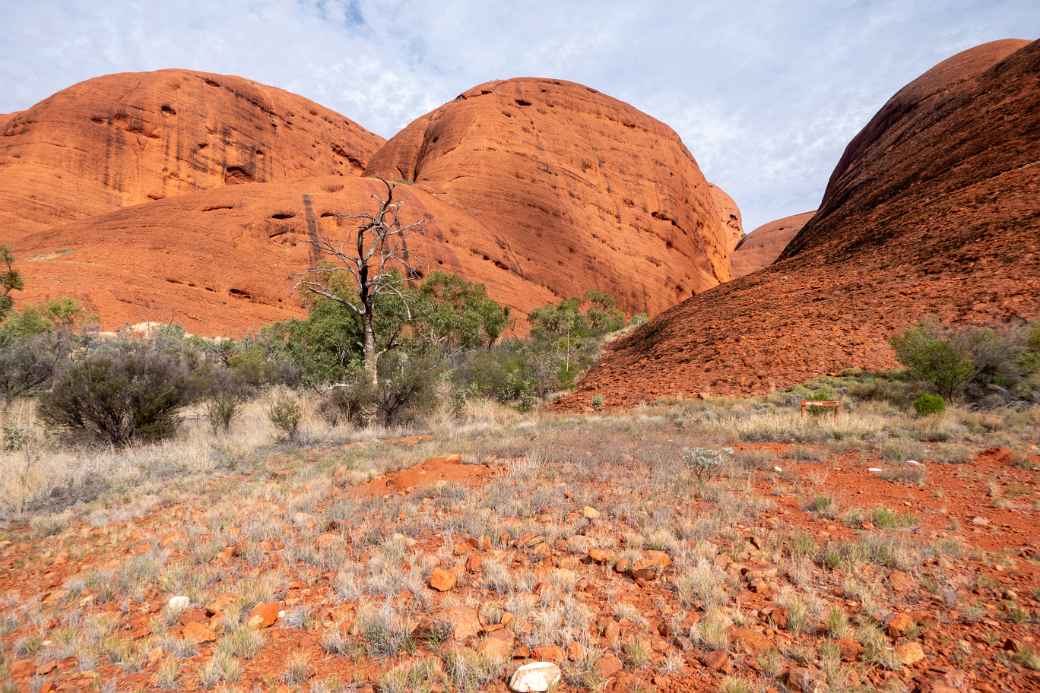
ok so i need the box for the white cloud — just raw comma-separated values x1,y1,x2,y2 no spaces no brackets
1,0,1036,230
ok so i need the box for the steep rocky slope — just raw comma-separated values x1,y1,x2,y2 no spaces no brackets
729,210,814,278
564,38,1039,408
0,69,384,242
366,78,734,317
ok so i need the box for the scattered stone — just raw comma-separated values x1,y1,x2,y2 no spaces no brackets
785,667,817,693
167,595,190,611
836,638,863,662
582,506,601,520
428,567,457,592
894,641,925,666
248,602,280,629
182,621,216,644
509,661,562,692
887,612,914,637
595,653,623,679
732,627,773,656
532,644,565,662
971,516,989,527
480,628,514,660
889,570,915,592
587,548,614,564
441,607,480,641
700,650,731,673
466,554,482,573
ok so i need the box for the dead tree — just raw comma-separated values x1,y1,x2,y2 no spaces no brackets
299,179,424,390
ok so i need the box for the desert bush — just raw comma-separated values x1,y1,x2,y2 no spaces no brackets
891,321,973,398
0,331,74,406
913,393,945,417
267,393,302,441
892,319,1040,403
320,353,443,428
38,339,203,445
683,447,728,481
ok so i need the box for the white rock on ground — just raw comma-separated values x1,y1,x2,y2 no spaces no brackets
509,662,562,692
167,595,190,611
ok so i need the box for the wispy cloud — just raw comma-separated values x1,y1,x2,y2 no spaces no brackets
1,0,1036,230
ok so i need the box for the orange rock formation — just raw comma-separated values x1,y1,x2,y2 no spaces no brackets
0,69,384,243
9,75,738,334
564,39,1040,408
729,211,814,279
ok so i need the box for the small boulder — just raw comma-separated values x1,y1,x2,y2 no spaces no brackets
509,661,562,692
582,506,601,520
428,567,457,592
167,595,190,611
248,602,280,629
594,653,623,679
532,644,565,662
894,641,925,666
887,613,914,637
182,621,216,644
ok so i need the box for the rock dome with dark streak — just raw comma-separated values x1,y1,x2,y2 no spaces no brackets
564,39,1040,408
0,69,384,243
366,78,734,318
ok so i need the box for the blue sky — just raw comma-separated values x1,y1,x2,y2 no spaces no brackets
2,1,1036,231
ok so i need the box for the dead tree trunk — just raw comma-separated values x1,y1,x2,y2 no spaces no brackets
299,179,424,425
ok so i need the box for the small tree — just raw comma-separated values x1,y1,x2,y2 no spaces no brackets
300,180,424,392
890,321,973,398
0,245,22,320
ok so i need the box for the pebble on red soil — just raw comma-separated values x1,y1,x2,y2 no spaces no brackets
248,602,280,628
509,661,562,692
895,641,926,666
428,566,457,591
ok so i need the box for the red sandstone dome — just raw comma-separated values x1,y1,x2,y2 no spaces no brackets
9,75,738,334
729,211,815,279
365,78,735,318
0,69,385,244
563,38,1040,408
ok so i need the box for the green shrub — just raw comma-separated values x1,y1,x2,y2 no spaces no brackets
891,322,972,398
322,354,444,428
38,339,203,445
268,394,302,441
913,393,945,417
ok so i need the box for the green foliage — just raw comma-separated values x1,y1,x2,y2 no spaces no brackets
319,352,444,427
267,393,303,442
890,321,973,398
412,272,510,351
0,298,86,344
526,290,626,390
0,245,22,320
38,338,205,445
892,319,1040,403
913,393,945,417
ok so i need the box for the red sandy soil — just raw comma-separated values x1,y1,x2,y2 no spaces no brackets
0,69,384,244
9,75,738,335
729,211,814,279
0,438,1036,691
352,454,495,498
562,39,1040,409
